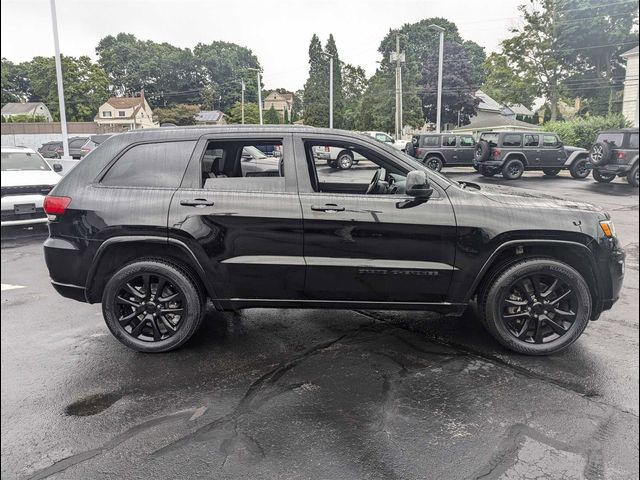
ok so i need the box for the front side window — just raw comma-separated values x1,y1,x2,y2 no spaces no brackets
503,134,522,147
101,141,196,188
459,136,474,147
442,135,457,147
375,133,391,143
201,140,285,191
543,135,559,147
1,152,51,171
524,134,540,147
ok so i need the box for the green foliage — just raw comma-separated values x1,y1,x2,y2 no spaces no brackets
263,105,282,124
303,34,331,127
482,52,538,108
154,104,200,125
227,102,260,124
1,58,29,105
543,114,631,149
1,114,49,123
421,41,479,126
341,64,368,130
284,108,290,124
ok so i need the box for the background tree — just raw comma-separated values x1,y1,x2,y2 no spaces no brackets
482,52,538,108
420,42,479,127
341,64,368,130
263,105,282,124
227,102,260,124
153,104,200,125
1,58,30,104
303,34,330,127
292,89,304,122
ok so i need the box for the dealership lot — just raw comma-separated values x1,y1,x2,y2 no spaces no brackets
1,169,638,479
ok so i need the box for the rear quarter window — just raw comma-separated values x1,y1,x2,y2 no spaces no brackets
101,141,196,188
627,133,638,149
480,133,499,146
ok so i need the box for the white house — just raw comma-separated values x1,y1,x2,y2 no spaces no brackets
1,102,53,122
621,46,639,127
263,91,293,121
95,92,157,130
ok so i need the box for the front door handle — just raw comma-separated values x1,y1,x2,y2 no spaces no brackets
180,198,215,207
311,204,345,212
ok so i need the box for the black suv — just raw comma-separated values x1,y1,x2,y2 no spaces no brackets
405,133,476,171
589,128,639,187
474,131,590,180
43,126,624,356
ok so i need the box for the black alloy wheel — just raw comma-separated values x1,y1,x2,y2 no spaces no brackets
425,156,443,172
570,158,590,179
114,273,185,342
500,273,577,345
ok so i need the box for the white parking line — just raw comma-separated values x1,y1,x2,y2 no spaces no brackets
1,284,25,291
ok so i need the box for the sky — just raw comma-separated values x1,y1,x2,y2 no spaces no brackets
0,0,524,91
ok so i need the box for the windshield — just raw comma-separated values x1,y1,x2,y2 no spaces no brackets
242,146,267,159
1,152,51,171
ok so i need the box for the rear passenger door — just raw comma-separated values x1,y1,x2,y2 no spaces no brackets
168,133,305,303
441,135,458,164
523,134,541,166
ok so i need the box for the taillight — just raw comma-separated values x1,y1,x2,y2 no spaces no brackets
617,152,626,160
43,196,71,216
492,148,501,158
324,146,330,152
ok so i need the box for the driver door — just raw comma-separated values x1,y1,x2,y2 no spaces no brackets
293,134,457,303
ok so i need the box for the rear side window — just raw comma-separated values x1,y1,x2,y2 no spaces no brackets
629,133,639,149
480,133,499,146
421,136,439,147
442,135,456,147
524,134,539,147
502,134,522,147
101,141,196,188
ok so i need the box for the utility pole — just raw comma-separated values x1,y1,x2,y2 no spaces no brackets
241,79,245,124
321,52,334,128
248,68,263,125
390,35,405,140
49,0,70,159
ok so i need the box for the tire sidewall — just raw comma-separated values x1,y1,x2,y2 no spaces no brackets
337,152,353,169
502,158,524,180
102,260,202,353
589,142,612,166
628,164,639,187
484,259,591,355
425,156,443,172
593,169,616,183
570,158,590,179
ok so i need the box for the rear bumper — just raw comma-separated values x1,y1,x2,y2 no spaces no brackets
1,194,47,227
51,280,87,302
593,164,633,175
44,236,89,302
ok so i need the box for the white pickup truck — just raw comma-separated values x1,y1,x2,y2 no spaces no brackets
313,131,406,170
362,131,407,151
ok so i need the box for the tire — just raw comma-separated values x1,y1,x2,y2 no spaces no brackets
569,158,590,179
424,155,443,172
475,141,491,162
481,258,591,356
627,164,639,187
329,161,338,169
542,168,561,177
479,165,496,177
472,164,479,172
336,151,354,170
589,142,613,166
102,259,204,353
593,169,616,184
405,141,416,158
502,158,524,180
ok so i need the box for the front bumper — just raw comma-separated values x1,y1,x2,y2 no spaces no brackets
1,194,47,227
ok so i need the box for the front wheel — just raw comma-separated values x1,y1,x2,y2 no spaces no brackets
102,259,204,353
502,158,524,180
424,156,443,172
336,152,354,170
481,258,591,355
593,169,616,184
569,158,590,179
627,164,639,187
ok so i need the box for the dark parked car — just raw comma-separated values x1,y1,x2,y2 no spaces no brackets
405,133,477,171
43,126,624,356
38,141,63,159
589,128,639,187
474,131,590,180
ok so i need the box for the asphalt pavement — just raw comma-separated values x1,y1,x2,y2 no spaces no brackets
1,168,638,480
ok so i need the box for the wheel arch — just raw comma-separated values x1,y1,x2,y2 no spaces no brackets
567,151,589,166
422,151,446,165
468,239,602,320
85,236,217,306
503,152,528,166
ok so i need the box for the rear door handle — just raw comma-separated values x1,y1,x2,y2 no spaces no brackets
180,198,215,207
311,204,345,212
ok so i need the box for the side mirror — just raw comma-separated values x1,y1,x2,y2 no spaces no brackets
406,170,433,198
52,163,63,173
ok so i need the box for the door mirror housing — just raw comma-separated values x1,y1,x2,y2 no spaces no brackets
405,170,433,198
52,163,63,173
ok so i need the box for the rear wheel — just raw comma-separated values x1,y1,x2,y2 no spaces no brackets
502,158,524,180
543,168,561,177
627,164,639,187
102,259,204,353
481,258,591,355
569,158,590,179
424,156,443,172
337,152,354,170
593,169,616,183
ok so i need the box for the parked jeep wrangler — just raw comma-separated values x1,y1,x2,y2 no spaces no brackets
589,128,639,187
43,126,624,356
474,131,590,180
405,133,477,171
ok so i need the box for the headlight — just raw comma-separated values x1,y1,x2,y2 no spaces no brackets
599,220,616,238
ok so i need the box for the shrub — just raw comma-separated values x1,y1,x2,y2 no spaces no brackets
543,114,631,149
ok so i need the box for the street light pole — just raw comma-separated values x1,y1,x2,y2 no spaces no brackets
391,34,405,140
241,79,245,124
321,53,334,128
248,68,263,125
429,25,445,133
49,0,70,159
